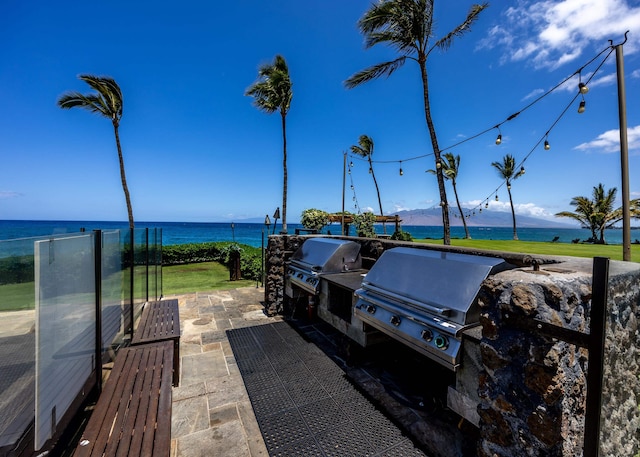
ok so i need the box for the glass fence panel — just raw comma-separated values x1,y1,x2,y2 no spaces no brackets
148,229,158,301
132,229,147,319
101,230,125,357
0,237,40,451
120,229,133,335
34,234,96,451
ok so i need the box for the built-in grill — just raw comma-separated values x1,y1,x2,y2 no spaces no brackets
286,238,362,296
354,247,509,371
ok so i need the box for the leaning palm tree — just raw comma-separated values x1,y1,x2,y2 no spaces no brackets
350,135,386,233
555,184,640,244
58,75,134,229
427,152,470,239
491,154,524,241
246,55,293,234
345,0,488,245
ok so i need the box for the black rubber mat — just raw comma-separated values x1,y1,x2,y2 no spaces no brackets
227,322,428,457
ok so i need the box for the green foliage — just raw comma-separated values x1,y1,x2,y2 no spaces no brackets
391,230,413,242
162,242,262,281
0,256,34,285
301,208,330,231
353,212,377,238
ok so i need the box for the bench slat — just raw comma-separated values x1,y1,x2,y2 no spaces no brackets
131,299,181,386
74,341,173,457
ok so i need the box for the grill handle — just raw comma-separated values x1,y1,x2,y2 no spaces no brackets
359,283,452,317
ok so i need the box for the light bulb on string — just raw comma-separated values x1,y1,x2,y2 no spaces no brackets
350,161,354,168
495,126,502,145
507,183,511,190
485,201,489,209
578,72,589,95
520,166,525,174
495,194,499,202
399,161,403,176
578,99,586,114
479,208,482,213
544,139,550,150
368,167,372,174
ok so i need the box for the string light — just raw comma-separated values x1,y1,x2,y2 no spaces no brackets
399,161,404,176
495,194,499,202
544,139,550,150
579,82,589,94
578,99,586,113
485,201,489,209
495,126,502,145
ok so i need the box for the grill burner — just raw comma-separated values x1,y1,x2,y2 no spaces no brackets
354,247,508,370
286,238,362,296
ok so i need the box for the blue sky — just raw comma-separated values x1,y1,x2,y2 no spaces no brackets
2,0,640,224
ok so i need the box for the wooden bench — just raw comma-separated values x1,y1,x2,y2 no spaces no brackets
73,340,173,457
131,299,181,386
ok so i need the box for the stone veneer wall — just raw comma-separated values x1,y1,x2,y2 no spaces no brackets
264,235,640,456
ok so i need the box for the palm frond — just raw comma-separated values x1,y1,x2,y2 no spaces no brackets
345,57,407,89
434,3,488,52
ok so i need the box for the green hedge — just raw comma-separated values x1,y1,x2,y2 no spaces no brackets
0,256,34,285
162,242,262,281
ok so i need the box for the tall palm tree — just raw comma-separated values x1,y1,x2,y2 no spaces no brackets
427,152,470,239
555,184,640,244
350,135,386,233
246,55,293,234
58,75,134,229
345,0,488,245
491,154,524,241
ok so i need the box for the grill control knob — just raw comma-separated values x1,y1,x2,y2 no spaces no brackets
390,315,401,327
421,329,433,341
366,305,376,314
435,335,449,350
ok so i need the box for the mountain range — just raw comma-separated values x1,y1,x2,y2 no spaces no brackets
391,208,576,228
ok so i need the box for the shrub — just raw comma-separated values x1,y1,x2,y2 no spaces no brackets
162,242,262,281
353,212,377,238
391,230,413,242
300,208,330,231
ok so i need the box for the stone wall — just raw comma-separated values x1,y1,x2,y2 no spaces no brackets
263,236,640,456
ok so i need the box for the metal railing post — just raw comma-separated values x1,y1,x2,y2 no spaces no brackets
93,230,103,393
583,256,609,457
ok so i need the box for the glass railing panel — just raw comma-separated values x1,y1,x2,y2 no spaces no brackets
100,230,125,358
0,237,41,451
132,229,147,319
148,229,158,301
120,229,133,335
34,234,96,451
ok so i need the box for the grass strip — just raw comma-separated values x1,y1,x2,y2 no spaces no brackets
162,261,256,295
416,238,640,262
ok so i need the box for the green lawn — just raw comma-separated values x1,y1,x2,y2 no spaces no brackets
0,282,34,312
162,261,257,295
416,238,640,262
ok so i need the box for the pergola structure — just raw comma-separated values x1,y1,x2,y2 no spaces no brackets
327,214,402,237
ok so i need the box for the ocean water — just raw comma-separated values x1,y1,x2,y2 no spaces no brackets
0,220,638,248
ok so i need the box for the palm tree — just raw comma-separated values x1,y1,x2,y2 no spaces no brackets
555,184,640,244
427,152,470,239
58,75,134,229
246,55,293,234
345,0,488,245
350,135,386,233
491,154,524,241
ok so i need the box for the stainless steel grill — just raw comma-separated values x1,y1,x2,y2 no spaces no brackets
354,247,509,371
286,238,362,296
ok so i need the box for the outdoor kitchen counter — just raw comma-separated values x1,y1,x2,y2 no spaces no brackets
319,270,368,291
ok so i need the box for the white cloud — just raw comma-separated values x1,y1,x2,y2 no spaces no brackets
0,191,21,199
465,199,554,218
479,0,640,70
575,124,640,153
522,88,545,100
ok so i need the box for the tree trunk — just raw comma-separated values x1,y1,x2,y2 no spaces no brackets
507,184,518,241
113,122,134,230
452,180,470,239
281,111,288,234
369,157,386,234
419,56,450,245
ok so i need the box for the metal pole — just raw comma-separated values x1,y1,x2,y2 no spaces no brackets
583,256,609,457
615,40,631,261
342,152,346,236
93,230,103,393
261,228,265,287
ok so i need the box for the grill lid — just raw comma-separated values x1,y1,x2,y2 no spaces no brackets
361,247,507,322
290,238,362,273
